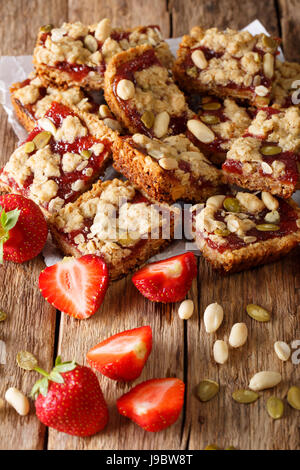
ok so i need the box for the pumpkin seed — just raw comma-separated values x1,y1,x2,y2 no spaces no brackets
201,114,220,125
256,223,280,231
262,35,278,50
141,111,155,129
246,304,271,322
186,67,197,78
226,446,236,450
33,131,52,149
223,197,241,213
81,149,91,159
16,351,38,371
202,102,221,111
205,444,219,450
118,231,139,247
260,145,282,156
232,389,259,404
266,396,284,419
195,379,219,402
214,228,230,237
24,141,35,154
287,386,300,410
40,24,53,32
0,310,7,322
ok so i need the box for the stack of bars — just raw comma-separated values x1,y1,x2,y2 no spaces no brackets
1,19,300,277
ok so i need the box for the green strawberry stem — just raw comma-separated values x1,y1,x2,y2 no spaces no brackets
0,206,20,264
31,356,77,399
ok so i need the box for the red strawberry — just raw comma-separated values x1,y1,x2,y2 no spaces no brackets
32,357,108,437
0,194,48,263
117,378,185,432
39,254,109,319
132,252,197,303
87,326,152,381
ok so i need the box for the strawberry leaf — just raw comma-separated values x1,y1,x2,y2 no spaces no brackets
39,377,49,397
31,377,49,399
55,356,62,366
49,370,64,383
4,209,20,231
54,360,76,374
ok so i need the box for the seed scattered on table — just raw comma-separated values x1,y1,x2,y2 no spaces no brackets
195,379,219,402
229,323,248,348
287,386,300,410
0,310,7,322
274,341,291,362
249,371,281,391
16,351,38,371
213,340,228,364
266,396,284,419
204,302,224,333
5,387,30,416
246,304,271,322
178,299,194,320
232,389,259,404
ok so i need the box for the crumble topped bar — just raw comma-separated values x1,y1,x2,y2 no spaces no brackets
50,179,179,280
272,59,300,107
113,133,221,203
173,26,279,105
11,73,123,133
33,19,173,90
186,95,252,165
104,44,192,138
0,101,115,216
191,191,300,273
222,106,300,198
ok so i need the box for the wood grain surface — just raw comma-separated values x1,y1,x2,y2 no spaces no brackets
0,0,299,450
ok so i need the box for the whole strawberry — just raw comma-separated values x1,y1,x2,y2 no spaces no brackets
0,194,48,263
32,357,108,436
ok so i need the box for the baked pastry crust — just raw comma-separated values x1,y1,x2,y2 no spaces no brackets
104,44,191,137
222,106,300,198
0,101,117,217
272,59,300,108
33,20,173,90
113,133,221,203
192,192,300,273
49,179,179,280
10,74,123,134
173,26,279,106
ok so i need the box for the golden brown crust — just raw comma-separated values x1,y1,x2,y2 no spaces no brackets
221,168,295,199
194,197,300,273
50,225,173,281
10,83,36,132
196,229,300,273
112,135,221,203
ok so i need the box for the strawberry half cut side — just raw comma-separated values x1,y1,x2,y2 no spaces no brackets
39,254,109,319
132,252,197,303
117,377,185,432
87,325,152,381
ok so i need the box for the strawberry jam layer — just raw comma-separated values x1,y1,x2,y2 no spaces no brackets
223,150,299,186
113,49,187,137
6,102,110,209
203,197,299,253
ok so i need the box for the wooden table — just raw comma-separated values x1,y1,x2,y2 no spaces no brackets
0,0,299,451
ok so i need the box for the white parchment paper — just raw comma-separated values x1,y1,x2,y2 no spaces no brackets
0,21,297,266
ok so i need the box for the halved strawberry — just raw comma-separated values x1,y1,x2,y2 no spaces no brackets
0,194,48,263
39,255,109,319
87,326,152,381
117,378,185,432
132,252,197,303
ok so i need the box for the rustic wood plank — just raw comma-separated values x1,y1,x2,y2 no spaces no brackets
47,276,189,450
185,250,300,450
0,0,67,450
170,0,279,37
68,0,170,37
278,0,300,61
